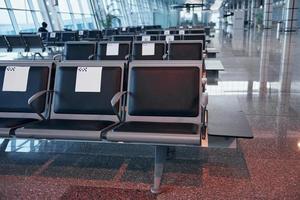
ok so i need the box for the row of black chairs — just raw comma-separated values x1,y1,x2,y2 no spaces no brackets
0,35,45,52
61,40,203,61
0,59,206,193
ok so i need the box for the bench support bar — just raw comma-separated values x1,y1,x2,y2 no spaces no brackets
0,139,9,153
151,145,167,194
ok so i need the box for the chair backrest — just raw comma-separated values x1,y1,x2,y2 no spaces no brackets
159,35,181,42
22,35,45,51
125,61,202,124
98,41,131,60
0,61,52,118
64,42,97,60
168,40,203,60
133,41,166,60
183,34,206,50
5,35,26,51
45,32,61,43
0,36,9,50
87,30,102,40
112,35,134,42
51,61,123,121
135,35,158,41
61,31,78,42
146,30,164,35
188,29,205,34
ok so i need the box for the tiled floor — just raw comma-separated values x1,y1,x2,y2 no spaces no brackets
0,28,299,200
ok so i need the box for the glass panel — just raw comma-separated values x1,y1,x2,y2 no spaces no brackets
84,14,95,29
14,10,36,32
10,0,30,9
58,0,70,12
0,0,6,8
0,9,15,34
34,11,44,24
31,0,41,11
71,0,81,13
61,13,74,30
80,0,92,14
74,14,84,29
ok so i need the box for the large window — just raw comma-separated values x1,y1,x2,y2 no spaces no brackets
57,0,96,30
0,9,15,34
0,0,48,34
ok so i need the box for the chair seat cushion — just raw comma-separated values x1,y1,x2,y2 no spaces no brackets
0,118,37,128
24,119,115,131
113,121,198,134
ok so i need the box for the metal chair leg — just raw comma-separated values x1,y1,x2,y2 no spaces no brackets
0,139,10,153
151,145,167,194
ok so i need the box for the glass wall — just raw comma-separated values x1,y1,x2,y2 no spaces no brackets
56,0,97,30
0,0,98,34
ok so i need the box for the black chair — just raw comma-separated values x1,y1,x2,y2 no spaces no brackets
146,30,164,35
0,61,53,137
5,35,27,52
16,61,124,140
105,61,206,193
61,31,78,42
183,34,206,50
64,41,97,60
98,41,131,61
0,36,9,52
44,32,61,46
132,41,166,60
159,34,181,42
22,35,46,52
168,40,203,60
188,29,205,34
112,35,134,42
85,30,102,41
135,35,158,41
102,28,117,37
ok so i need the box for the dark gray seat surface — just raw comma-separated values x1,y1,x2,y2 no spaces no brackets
208,96,253,138
0,118,37,128
114,122,198,134
24,119,115,131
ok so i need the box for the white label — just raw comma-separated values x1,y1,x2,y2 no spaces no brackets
142,35,151,41
142,43,155,56
2,66,30,92
122,27,126,31
179,26,183,28
106,43,119,56
188,25,192,29
79,30,84,36
165,35,174,43
75,67,102,93
164,30,170,35
179,30,185,35
50,32,56,38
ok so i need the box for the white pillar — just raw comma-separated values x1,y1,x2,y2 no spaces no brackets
284,0,298,32
263,0,273,29
250,0,256,27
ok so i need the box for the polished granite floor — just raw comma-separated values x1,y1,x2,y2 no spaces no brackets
0,28,299,200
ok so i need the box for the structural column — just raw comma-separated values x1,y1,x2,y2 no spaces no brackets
263,0,273,29
284,0,298,32
250,0,256,27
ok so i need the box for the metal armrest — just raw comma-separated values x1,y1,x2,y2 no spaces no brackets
88,54,95,60
110,91,128,122
28,90,53,120
53,54,62,61
125,54,130,60
162,54,168,60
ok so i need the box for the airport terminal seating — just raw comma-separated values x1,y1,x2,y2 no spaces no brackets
0,61,53,137
0,25,251,194
15,61,124,140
